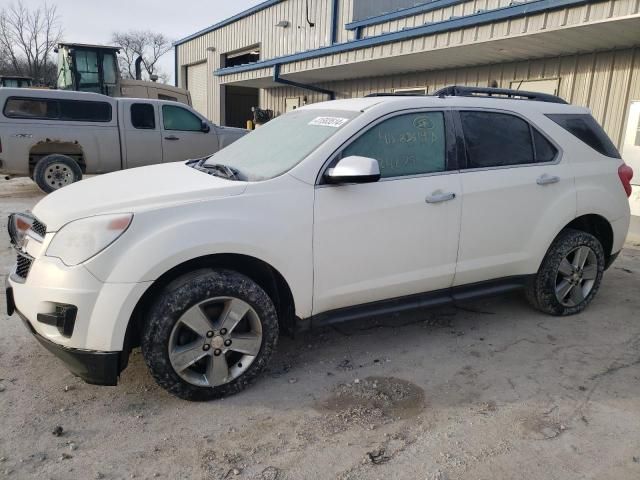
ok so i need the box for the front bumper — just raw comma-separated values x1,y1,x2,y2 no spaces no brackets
8,290,121,386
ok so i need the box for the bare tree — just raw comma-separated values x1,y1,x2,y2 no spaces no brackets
0,1,62,85
111,31,172,83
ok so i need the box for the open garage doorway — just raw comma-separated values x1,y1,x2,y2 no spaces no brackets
224,86,259,128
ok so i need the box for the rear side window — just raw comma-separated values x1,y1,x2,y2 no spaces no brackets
131,103,156,129
3,97,111,122
460,111,558,168
546,114,620,158
461,111,533,167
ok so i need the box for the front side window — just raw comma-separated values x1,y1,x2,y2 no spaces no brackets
342,112,446,178
131,103,156,129
162,105,202,131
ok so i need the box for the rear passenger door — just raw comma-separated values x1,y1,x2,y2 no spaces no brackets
453,109,576,286
160,104,219,163
122,101,163,169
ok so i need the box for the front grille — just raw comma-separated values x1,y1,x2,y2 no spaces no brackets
30,218,47,238
15,252,34,280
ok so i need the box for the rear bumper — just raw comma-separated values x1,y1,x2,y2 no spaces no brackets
15,306,121,386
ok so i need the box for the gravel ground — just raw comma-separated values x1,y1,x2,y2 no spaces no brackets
1,177,640,480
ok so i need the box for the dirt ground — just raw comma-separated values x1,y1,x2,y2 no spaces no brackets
1,177,640,480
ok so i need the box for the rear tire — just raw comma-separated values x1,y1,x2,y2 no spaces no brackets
33,154,82,193
141,269,279,401
526,229,605,316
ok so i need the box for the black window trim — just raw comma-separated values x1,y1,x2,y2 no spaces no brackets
453,108,561,171
161,104,204,132
2,96,113,123
316,107,458,186
130,102,157,130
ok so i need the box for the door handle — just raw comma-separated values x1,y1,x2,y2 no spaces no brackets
536,174,560,186
164,135,180,141
426,192,456,204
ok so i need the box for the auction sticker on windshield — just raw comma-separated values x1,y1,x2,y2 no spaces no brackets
308,117,350,128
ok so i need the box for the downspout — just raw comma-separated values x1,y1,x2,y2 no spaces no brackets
273,64,335,100
330,0,340,44
174,47,179,87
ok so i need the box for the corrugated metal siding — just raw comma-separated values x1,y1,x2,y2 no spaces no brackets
262,47,640,147
177,0,355,123
359,0,521,38
283,0,639,75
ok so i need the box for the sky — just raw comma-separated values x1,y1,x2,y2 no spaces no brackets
18,0,265,83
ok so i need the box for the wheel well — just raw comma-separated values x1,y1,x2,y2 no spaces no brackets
124,254,296,355
29,142,86,173
563,214,614,256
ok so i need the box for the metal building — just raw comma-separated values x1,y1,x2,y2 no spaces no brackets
175,0,640,223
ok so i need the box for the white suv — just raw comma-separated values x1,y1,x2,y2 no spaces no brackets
6,86,634,401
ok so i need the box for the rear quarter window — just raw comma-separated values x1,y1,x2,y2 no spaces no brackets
546,113,620,158
3,97,112,122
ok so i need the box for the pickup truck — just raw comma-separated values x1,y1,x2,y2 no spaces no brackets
0,88,247,192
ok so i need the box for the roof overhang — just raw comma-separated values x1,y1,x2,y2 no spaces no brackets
220,15,640,89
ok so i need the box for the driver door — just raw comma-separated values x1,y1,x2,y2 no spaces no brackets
313,110,462,315
160,104,219,163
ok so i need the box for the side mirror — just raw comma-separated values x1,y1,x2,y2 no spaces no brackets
325,156,381,184
201,121,211,133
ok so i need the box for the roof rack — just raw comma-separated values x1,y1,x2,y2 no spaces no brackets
432,85,567,104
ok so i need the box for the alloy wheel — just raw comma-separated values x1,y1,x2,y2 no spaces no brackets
554,246,598,307
168,297,263,388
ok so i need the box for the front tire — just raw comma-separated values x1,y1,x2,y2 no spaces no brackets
142,269,279,401
33,154,82,193
526,229,605,316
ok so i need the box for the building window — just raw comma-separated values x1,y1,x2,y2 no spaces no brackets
225,46,260,68
393,87,428,95
509,78,560,96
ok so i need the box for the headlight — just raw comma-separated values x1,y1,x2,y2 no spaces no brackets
8,212,35,249
46,213,133,266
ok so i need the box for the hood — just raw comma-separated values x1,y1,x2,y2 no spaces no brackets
32,162,247,231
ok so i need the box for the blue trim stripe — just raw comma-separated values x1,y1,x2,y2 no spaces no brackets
215,0,597,77
174,0,285,46
346,0,468,31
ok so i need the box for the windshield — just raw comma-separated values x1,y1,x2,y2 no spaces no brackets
205,109,359,181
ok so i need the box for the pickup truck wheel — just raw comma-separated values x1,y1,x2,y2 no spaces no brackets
33,154,82,193
141,269,279,401
526,229,605,316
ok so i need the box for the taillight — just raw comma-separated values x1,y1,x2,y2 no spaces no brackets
618,163,634,197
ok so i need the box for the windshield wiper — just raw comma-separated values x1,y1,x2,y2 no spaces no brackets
189,159,243,181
